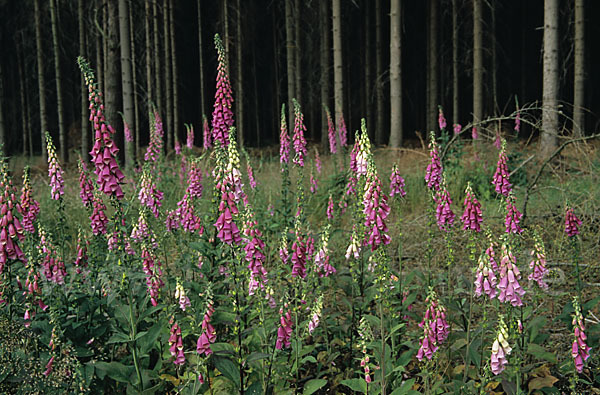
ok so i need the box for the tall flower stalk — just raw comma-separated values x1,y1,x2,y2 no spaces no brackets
211,34,234,147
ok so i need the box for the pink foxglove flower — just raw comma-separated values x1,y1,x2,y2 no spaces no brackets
425,132,443,191
145,111,164,162
167,159,204,234
494,131,502,149
472,126,479,140
78,158,95,208
279,232,289,265
490,316,511,375
211,34,234,147
355,129,372,177
279,104,290,166
131,209,157,248
292,100,308,167
43,356,55,377
38,227,66,285
174,139,182,155
338,112,348,147
571,297,591,373
124,121,133,142
46,133,64,200
514,111,521,133
141,246,164,306
434,187,455,231
417,289,449,360
247,161,257,190
243,215,268,295
505,195,523,234
308,296,323,334
175,281,191,311
315,149,322,174
138,169,164,218
74,229,89,274
363,174,391,251
389,164,406,198
475,248,498,299
438,107,447,130
492,141,512,197
565,206,582,237
276,307,293,349
197,303,216,356
314,226,335,277
90,193,108,235
350,138,359,174
453,123,462,135
20,167,40,234
309,173,318,194
213,138,243,244
461,184,483,232
497,243,525,307
327,195,334,220
0,163,26,270
345,226,361,260
186,124,195,149
326,108,337,154
168,322,185,365
291,232,307,278
528,234,548,288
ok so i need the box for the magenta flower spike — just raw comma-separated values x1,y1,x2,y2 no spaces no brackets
514,111,521,133
571,297,591,373
315,149,322,174
389,164,407,198
492,140,512,197
20,167,40,234
174,139,182,155
490,316,512,375
186,124,195,149
504,195,523,234
338,112,348,148
453,123,462,135
326,108,337,154
279,104,290,166
327,195,334,220
243,214,268,295
528,234,548,288
438,107,447,131
138,168,164,218
78,157,95,208
45,133,64,201
276,307,293,350
565,206,582,237
89,192,108,235
314,226,335,277
202,115,211,150
472,127,479,140
168,322,185,365
74,229,89,274
434,186,455,231
461,183,483,232
247,162,257,190
474,247,498,299
211,34,234,147
292,100,308,167
497,243,525,307
363,174,391,251
197,303,216,356
141,245,164,306
350,137,359,175
38,226,66,285
0,162,26,271
417,289,449,361
145,111,164,162
291,231,307,278
425,132,443,191
124,121,133,143
309,172,318,194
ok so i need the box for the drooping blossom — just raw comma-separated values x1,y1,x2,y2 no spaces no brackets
350,136,359,175
131,208,157,248
74,228,89,274
276,307,293,349
358,318,374,384
89,192,108,235
389,164,406,198
345,226,361,260
417,289,449,361
308,296,323,334
475,246,498,299
434,185,455,231
338,112,348,148
472,126,479,140
279,231,289,265
243,213,268,295
327,195,334,220
363,174,391,251
571,297,591,373
20,166,40,233
0,164,27,274
145,111,164,162
124,121,133,142
292,100,308,167
175,281,191,311
528,234,548,288
247,160,257,190
279,104,290,166
514,111,521,133
141,245,164,306
22,262,47,327
43,356,56,377
46,133,64,200
326,108,336,154
186,124,195,149
174,139,182,155
355,127,372,178
490,316,512,375
166,159,204,234
291,231,307,278
461,183,483,232
138,168,164,218
497,243,525,307
438,107,447,130
315,149,322,174
78,157,95,208
38,226,66,285
425,132,443,191
565,206,582,237
211,34,234,147
309,172,318,194
504,195,523,234
78,57,125,199
492,140,512,197
169,322,185,365
197,303,216,356
314,225,335,277
453,124,462,135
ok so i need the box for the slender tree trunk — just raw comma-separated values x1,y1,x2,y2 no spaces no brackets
17,41,28,156
20,31,33,157
164,0,173,151
473,0,483,125
235,0,243,146
96,26,104,93
170,0,179,146
285,0,295,124
103,2,108,94
541,0,558,156
197,0,206,118
119,0,134,168
252,40,260,147
320,0,330,150
365,0,372,139
573,0,584,136
0,62,5,151
389,0,402,148
452,0,459,125
129,2,140,158
224,0,230,54
491,1,498,114
50,0,67,162
375,0,384,144
79,0,89,160
145,1,153,107
427,0,438,133
153,0,162,113
294,0,302,108
34,0,48,161
106,0,120,144
332,0,344,151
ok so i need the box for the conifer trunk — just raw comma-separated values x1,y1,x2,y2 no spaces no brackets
332,0,344,152
170,0,179,146
197,0,206,119
365,1,372,138
129,2,140,158
235,0,243,146
573,0,584,136
389,0,402,148
452,0,459,125
50,0,67,162
145,0,153,107
153,0,162,113
0,62,5,151
79,0,89,160
285,0,295,124
541,0,558,156
294,0,301,108
34,0,48,161
320,0,330,150
119,0,134,168
375,0,383,144
17,42,28,156
427,0,438,133
473,0,483,125
105,0,120,145
164,0,173,151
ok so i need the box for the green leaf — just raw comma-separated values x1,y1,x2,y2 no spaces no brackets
93,361,134,383
138,322,163,355
390,378,416,395
138,304,165,323
300,355,317,364
340,378,367,393
246,352,271,363
526,343,558,364
133,331,148,341
106,332,131,344
214,356,240,388
303,379,327,395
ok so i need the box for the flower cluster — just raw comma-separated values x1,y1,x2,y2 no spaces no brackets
314,225,335,277
279,104,290,166
90,192,108,235
202,115,211,150
309,172,318,194
438,107,447,130
168,322,185,365
528,233,548,288
175,281,191,311
327,195,334,221
138,168,164,218
247,161,257,190
74,228,89,274
131,209,157,248
211,34,234,147
504,195,523,234
492,141,512,196
166,159,204,234
46,133,64,200
338,113,348,148
308,296,323,334
345,225,361,260
564,206,582,237
358,317,374,384
186,124,195,149
461,184,483,232
145,111,164,162
19,167,40,233
363,174,391,251
38,226,66,285
425,132,443,191
571,297,591,373
514,111,521,133
292,100,308,167
291,230,307,278
497,243,525,306
472,127,479,140
417,289,450,361
355,127,372,177
78,158,95,208
243,214,268,295
23,262,47,327
490,316,512,375
389,164,406,198
197,303,216,355
434,186,455,231
124,121,133,143
275,307,293,349
453,123,462,135
141,245,164,306
174,139,182,155
326,108,336,154
474,245,498,299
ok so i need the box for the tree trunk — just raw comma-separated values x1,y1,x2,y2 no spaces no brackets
50,0,67,162
452,0,459,125
332,0,343,151
0,62,5,151
164,0,173,151
224,0,230,54
427,0,438,133
235,0,243,146
17,40,28,156
106,0,120,145
197,0,206,118
96,26,104,93
34,0,48,162
320,0,330,150
153,0,162,113
170,0,179,147
285,0,295,124
145,0,153,106
375,0,384,144
491,1,498,114
119,0,134,168
79,0,89,161
365,0,372,139
473,0,483,125
389,0,402,148
541,0,558,156
129,2,140,158
294,0,301,108
573,0,584,136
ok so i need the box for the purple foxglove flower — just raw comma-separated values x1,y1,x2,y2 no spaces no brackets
291,232,307,278
338,113,348,148
528,235,548,288
279,105,290,166
472,127,479,140
571,297,591,373
453,123,462,135
314,227,335,277
78,158,95,208
20,167,40,234
187,124,195,149
197,303,216,355
565,206,582,237
327,195,334,221
425,133,443,191
211,34,234,147
89,194,108,235
474,248,498,299
435,187,455,231
492,142,512,197
174,139,182,155
350,138,359,174
142,246,164,306
438,107,447,130
308,297,323,334
168,322,185,365
494,132,502,149
514,111,521,133
292,100,308,167
309,173,318,194
247,162,257,189
276,307,293,349
243,217,268,295
490,316,511,375
43,356,55,377
46,133,64,200
315,149,322,174
389,164,406,198
505,196,523,234
417,289,448,360
145,111,164,162
326,108,337,154
202,116,211,150
138,169,164,218
175,282,191,311
124,121,133,142
74,229,89,274
497,244,525,306
363,175,391,251
461,184,483,232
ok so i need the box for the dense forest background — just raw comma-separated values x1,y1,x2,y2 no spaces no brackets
0,0,599,163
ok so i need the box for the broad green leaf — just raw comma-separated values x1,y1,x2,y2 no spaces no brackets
93,361,133,383
214,356,240,388
303,379,327,395
526,343,558,364
106,332,131,344
138,321,163,355
340,378,367,393
390,378,416,395
246,352,271,363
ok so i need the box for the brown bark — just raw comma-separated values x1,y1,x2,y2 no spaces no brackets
573,0,585,136
427,0,438,133
375,0,383,144
170,0,179,146
332,0,344,151
320,0,330,150
473,0,483,125
164,0,173,151
0,62,5,151
541,0,558,156
452,0,459,125
129,2,140,158
79,0,89,161
34,0,48,162
389,0,402,148
285,0,295,124
197,0,206,118
119,0,134,168
153,0,162,112
105,0,120,144
235,0,243,146
145,1,153,105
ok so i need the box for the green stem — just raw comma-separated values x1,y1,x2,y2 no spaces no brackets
379,299,386,395
128,289,144,391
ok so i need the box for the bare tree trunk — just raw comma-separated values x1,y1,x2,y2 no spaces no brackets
153,0,162,113
389,0,402,148
541,0,558,156
427,0,438,133
50,0,67,162
375,0,383,144
0,62,5,151
294,0,301,108
332,0,344,151
103,2,108,93
320,0,330,150
163,0,172,151
491,1,498,114
235,0,243,146
452,0,459,125
34,0,48,162
119,0,134,168
17,41,28,156
170,0,179,146
573,0,584,136
285,0,295,124
197,0,206,118
365,0,372,138
106,0,120,143
473,0,483,125
79,0,89,161
145,1,153,107
96,26,104,93
252,41,260,147
224,0,230,54
129,2,140,158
